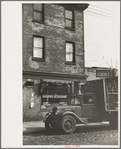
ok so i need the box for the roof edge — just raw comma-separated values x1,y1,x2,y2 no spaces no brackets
56,3,89,11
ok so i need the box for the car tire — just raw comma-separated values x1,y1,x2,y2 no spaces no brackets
61,115,76,134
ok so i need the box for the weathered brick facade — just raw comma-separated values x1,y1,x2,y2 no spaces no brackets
23,4,86,74
23,3,89,121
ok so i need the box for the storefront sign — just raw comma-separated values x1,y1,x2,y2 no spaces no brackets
96,69,110,77
42,95,67,98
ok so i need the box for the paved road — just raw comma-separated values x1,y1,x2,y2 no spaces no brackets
23,124,118,145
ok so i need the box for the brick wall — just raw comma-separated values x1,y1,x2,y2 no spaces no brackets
23,79,43,121
23,4,85,75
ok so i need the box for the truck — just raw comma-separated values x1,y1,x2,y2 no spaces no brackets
41,77,118,134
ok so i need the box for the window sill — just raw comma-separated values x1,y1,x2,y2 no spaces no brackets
65,62,76,65
32,20,45,24
65,27,75,31
32,57,45,62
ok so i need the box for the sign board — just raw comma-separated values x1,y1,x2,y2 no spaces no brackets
96,69,110,77
42,95,67,98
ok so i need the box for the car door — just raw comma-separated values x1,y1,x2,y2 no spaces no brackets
82,95,95,118
70,96,83,118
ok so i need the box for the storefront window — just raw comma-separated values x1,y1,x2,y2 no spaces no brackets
42,97,68,106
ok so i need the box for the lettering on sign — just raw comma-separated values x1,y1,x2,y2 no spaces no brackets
42,95,67,98
96,70,110,77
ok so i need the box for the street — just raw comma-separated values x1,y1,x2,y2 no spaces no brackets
23,123,118,145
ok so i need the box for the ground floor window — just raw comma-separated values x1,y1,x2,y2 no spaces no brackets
41,83,69,106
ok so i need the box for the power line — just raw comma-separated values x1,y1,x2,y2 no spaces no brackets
86,59,118,62
86,58,117,65
85,11,112,20
86,10,115,19
86,60,111,67
85,11,113,21
91,4,117,13
85,51,104,66
88,6,115,16
106,61,111,67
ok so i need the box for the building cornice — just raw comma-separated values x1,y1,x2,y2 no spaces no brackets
56,3,89,12
23,71,87,81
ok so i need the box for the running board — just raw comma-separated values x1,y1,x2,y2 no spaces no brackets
76,121,109,127
79,118,89,123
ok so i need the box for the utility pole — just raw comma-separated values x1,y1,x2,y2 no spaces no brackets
111,58,113,69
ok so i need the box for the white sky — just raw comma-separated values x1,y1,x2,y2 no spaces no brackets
83,1,120,69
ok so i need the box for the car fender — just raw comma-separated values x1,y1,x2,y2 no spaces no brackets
59,111,87,124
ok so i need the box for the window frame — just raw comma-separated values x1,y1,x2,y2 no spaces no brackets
32,35,45,61
70,97,82,106
33,4,44,23
65,9,75,30
83,96,94,105
65,41,75,65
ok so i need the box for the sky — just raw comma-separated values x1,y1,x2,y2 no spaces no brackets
83,1,120,69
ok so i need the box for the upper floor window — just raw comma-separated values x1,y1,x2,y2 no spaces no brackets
33,36,44,61
66,42,75,64
33,4,44,22
65,9,74,29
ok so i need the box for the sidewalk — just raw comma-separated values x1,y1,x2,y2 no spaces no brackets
23,120,45,135
23,120,109,135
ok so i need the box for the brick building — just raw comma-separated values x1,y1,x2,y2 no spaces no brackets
22,3,89,121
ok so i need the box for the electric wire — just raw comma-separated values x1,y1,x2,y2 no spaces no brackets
84,4,118,20
85,11,113,20
85,51,104,66
85,52,118,68
86,59,118,62
85,10,115,19
106,61,111,67
84,5,118,68
91,4,117,14
88,6,115,15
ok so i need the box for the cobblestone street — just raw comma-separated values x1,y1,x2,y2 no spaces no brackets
23,124,118,145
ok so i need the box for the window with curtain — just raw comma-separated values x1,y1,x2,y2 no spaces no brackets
66,42,75,63
33,36,44,60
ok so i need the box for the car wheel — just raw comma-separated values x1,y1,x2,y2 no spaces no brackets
61,115,76,134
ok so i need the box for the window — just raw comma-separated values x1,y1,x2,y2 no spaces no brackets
83,96,93,104
33,36,44,60
71,97,81,105
65,9,74,29
66,42,75,63
33,4,44,22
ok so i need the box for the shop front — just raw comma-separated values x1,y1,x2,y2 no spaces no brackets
23,71,86,121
